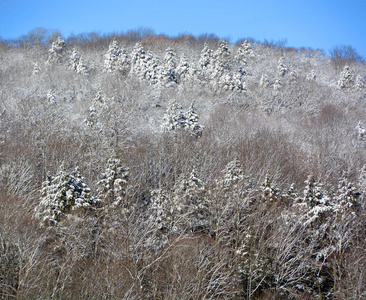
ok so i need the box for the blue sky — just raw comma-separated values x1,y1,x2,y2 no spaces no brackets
1,0,365,58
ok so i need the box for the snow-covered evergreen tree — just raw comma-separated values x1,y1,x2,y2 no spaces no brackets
173,169,211,233
84,105,101,131
356,121,366,141
199,43,213,69
185,103,204,137
159,48,178,87
176,54,191,83
261,173,280,202
235,40,255,66
70,47,88,76
303,175,327,208
47,36,66,64
277,57,287,77
35,165,100,225
355,74,365,89
104,39,122,72
337,65,354,89
143,50,160,84
306,70,316,81
97,158,129,209
47,90,56,104
219,158,245,189
33,62,41,75
335,172,360,210
161,102,204,136
161,101,187,132
259,73,270,88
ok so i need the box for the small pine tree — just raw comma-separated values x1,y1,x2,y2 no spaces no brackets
220,158,245,189
161,102,186,132
261,173,280,202
159,48,178,86
355,74,365,89
47,90,56,104
104,39,122,72
47,36,66,64
97,158,129,209
337,65,354,89
186,103,204,137
33,62,41,75
35,165,100,225
198,43,214,69
306,70,316,81
259,74,270,87
235,40,255,65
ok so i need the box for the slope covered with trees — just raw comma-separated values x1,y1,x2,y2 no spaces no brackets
0,28,366,299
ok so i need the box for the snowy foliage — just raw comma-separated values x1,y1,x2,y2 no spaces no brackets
70,47,88,75
159,48,178,87
261,173,280,202
47,90,56,104
277,57,288,77
161,102,204,136
259,73,270,87
355,74,365,89
103,39,122,72
35,165,100,225
97,158,129,209
47,36,66,64
356,121,366,141
219,158,245,188
172,170,211,233
306,70,316,81
337,65,354,89
235,40,255,66
33,62,41,75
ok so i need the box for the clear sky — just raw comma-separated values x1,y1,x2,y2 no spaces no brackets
1,0,365,57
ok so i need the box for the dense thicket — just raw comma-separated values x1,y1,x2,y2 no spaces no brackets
0,28,366,299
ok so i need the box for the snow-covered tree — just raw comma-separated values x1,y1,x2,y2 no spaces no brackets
159,48,178,86
104,39,122,72
176,54,190,83
47,36,66,64
355,74,365,89
173,170,211,233
356,121,366,141
303,175,328,208
261,173,280,202
130,42,147,78
185,103,204,137
306,70,316,81
198,43,214,70
97,158,129,209
84,105,101,131
33,62,41,75
235,40,255,65
337,65,354,89
161,101,187,132
219,158,245,189
161,102,204,136
335,172,360,210
47,90,56,104
272,78,282,91
214,39,231,62
259,73,270,87
277,57,287,77
70,47,88,76
35,165,100,225
143,50,160,84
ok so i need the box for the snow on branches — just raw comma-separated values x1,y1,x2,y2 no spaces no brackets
161,102,204,136
35,165,100,225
